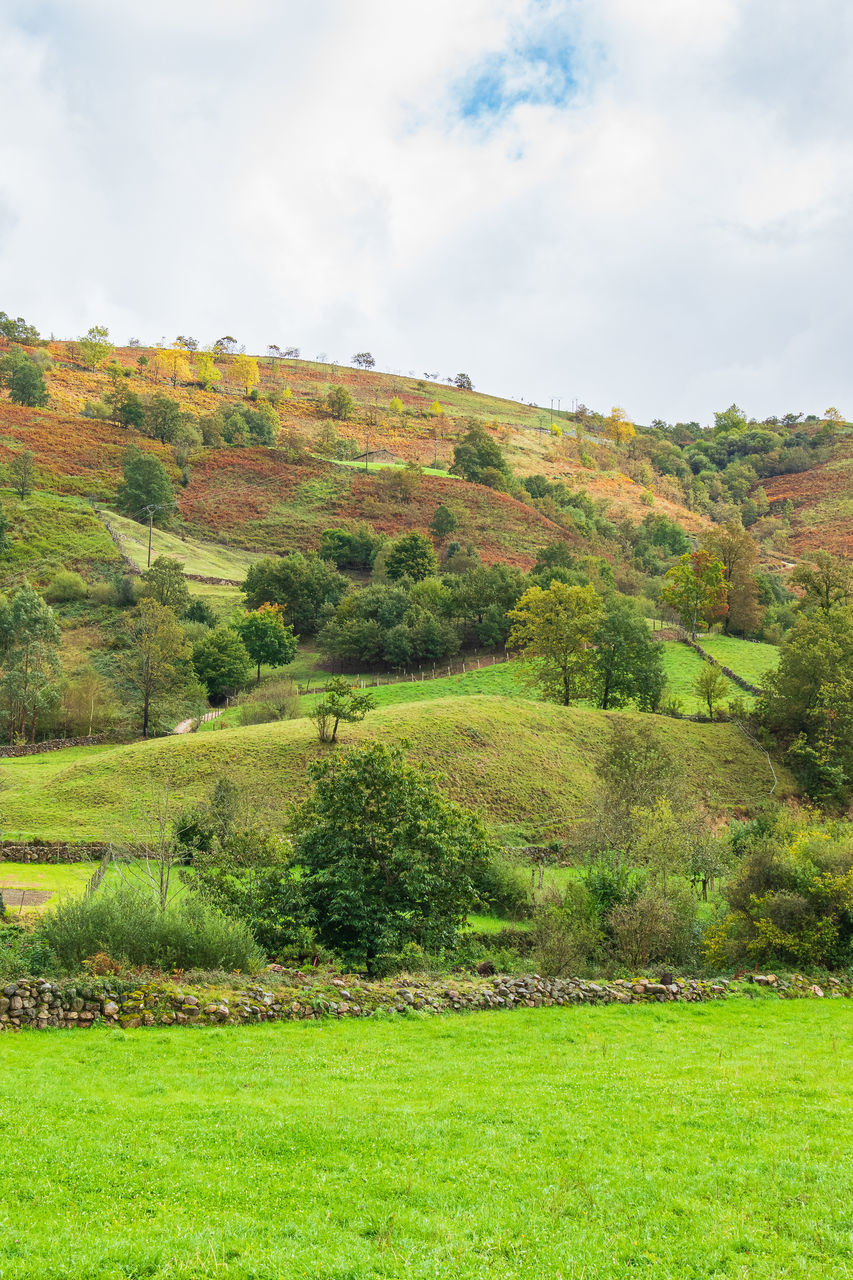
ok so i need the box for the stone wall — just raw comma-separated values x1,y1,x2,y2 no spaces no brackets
0,735,109,759
0,841,107,864
0,970,845,1032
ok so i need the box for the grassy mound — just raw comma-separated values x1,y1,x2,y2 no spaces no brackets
0,697,792,842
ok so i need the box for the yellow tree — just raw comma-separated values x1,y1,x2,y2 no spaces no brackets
429,399,444,419
195,350,221,391
232,354,260,397
508,581,604,705
604,406,636,446
390,396,404,415
151,347,190,387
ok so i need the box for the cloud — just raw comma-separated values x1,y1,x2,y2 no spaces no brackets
1,0,852,422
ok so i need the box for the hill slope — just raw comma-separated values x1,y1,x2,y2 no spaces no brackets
0,697,792,842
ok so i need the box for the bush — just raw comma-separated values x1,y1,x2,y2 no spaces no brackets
39,884,263,972
531,888,605,977
44,570,87,603
88,581,116,607
470,856,530,920
609,887,698,971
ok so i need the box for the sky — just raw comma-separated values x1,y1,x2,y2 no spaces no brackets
1,0,852,425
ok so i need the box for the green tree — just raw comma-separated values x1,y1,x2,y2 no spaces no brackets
659,550,728,639
118,390,145,431
385,532,438,582
713,403,748,434
192,627,253,701
144,393,182,444
0,500,10,556
78,325,114,371
791,551,853,613
428,504,458,545
591,597,665,711
703,522,763,634
9,450,36,499
312,676,376,743
242,552,349,635
139,556,189,613
585,720,681,854
0,584,61,742
116,446,175,523
8,360,48,407
454,372,473,391
451,422,510,487
326,385,355,420
116,599,195,737
759,606,853,797
235,604,297,682
295,741,496,968
693,662,729,720
508,582,604,705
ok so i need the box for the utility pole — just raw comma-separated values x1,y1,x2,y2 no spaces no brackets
146,506,155,566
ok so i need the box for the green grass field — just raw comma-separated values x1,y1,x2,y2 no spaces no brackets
0,698,791,842
0,1003,850,1278
105,510,263,579
0,489,120,587
701,635,779,685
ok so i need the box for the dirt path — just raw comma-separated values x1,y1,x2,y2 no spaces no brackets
173,709,224,735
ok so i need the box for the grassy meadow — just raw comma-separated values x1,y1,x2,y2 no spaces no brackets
0,698,791,843
0,1002,850,1279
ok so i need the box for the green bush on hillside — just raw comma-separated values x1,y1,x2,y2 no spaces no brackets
39,884,263,973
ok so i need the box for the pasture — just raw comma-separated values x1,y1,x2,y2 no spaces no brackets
0,1001,849,1278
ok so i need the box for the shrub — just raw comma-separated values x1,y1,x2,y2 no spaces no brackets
470,856,530,920
88,581,116,607
44,571,87,603
531,889,605,977
609,887,698,971
39,884,263,972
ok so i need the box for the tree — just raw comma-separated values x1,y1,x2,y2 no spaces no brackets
0,312,40,344
693,662,729,720
195,350,221,390
156,348,191,388
139,556,189,613
174,335,198,353
8,360,47,407
232,354,260,397
118,391,145,431
703,522,763,634
454,373,473,391
78,325,114,370
242,552,349,635
144,393,182,444
429,399,445,419
312,676,376,743
389,396,404,415
429,504,458,545
508,582,604,705
326,385,355,420
213,336,238,355
295,741,495,968
759,606,853,797
352,352,375,369
385,533,438,582
604,406,635,446
585,720,682,854
0,500,9,556
235,604,297,682
714,403,748,434
0,584,61,742
791,551,853,613
451,422,511,487
116,446,175,523
591,598,665,711
659,550,728,639
9,450,36,499
116,600,194,737
192,627,253,701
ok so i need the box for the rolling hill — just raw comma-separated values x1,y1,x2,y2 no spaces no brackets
0,697,792,842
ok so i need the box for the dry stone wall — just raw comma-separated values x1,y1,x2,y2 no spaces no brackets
0,971,846,1032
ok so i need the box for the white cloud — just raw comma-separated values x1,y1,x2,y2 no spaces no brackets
1,0,852,421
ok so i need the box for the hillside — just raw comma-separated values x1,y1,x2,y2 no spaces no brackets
763,438,853,557
0,697,792,842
